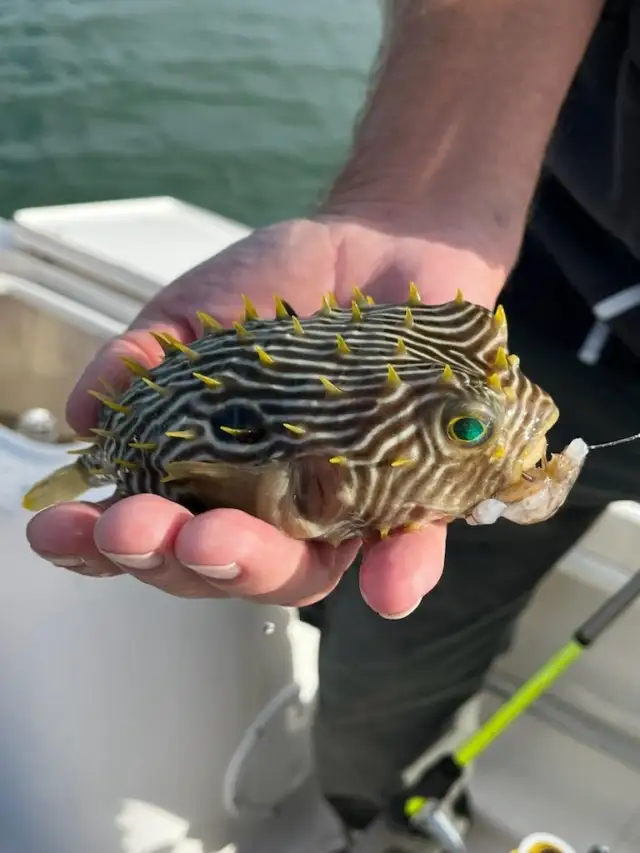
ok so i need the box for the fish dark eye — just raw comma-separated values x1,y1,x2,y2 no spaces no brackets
447,415,490,445
211,404,266,444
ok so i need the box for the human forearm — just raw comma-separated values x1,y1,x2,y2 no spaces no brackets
323,0,605,270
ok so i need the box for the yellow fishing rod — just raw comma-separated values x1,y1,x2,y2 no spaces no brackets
455,566,640,767
351,569,640,853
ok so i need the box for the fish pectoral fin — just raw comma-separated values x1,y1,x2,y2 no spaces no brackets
22,462,92,512
162,460,262,515
162,460,242,480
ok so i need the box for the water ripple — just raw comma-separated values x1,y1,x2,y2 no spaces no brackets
0,0,381,224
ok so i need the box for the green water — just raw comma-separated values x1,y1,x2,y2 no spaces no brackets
0,0,382,226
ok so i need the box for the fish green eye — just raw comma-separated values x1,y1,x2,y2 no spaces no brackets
447,415,489,444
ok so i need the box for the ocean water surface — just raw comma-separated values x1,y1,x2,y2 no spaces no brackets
0,0,382,226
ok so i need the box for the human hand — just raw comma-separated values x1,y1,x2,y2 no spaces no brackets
25,214,504,618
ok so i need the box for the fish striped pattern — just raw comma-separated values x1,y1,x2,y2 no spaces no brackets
77,292,558,538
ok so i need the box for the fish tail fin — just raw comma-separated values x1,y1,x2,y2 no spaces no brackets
22,462,93,512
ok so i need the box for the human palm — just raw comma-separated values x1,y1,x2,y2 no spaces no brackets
26,215,500,618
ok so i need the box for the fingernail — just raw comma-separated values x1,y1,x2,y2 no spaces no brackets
101,551,163,570
380,600,422,620
76,568,121,578
50,556,86,568
185,562,240,581
361,587,423,621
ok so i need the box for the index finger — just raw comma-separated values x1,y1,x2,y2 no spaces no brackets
65,322,192,434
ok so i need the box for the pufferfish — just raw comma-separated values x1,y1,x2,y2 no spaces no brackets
22,285,589,543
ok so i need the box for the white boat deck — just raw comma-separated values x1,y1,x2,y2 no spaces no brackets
1,197,640,853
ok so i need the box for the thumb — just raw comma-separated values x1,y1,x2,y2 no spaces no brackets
64,218,337,434
65,313,195,435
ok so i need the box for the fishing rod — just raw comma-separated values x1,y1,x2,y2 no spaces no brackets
351,568,640,853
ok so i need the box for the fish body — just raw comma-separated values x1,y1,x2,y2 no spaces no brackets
23,288,584,542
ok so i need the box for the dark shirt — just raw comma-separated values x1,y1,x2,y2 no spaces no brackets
508,0,640,370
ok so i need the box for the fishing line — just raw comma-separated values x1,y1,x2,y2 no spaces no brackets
588,430,640,450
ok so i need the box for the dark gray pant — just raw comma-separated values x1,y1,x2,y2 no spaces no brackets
303,296,640,830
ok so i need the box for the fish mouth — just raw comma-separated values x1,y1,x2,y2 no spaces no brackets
509,436,549,485
506,407,560,486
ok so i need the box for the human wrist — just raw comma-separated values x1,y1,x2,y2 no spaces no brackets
319,0,604,289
